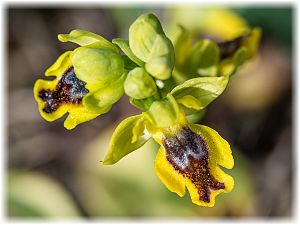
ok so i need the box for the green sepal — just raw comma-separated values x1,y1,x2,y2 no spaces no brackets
176,95,202,111
171,76,229,111
132,114,147,143
102,115,150,165
220,47,249,77
186,109,206,124
129,93,160,111
58,29,118,53
184,39,220,77
122,55,139,71
172,25,193,68
124,67,157,99
112,38,144,66
243,27,262,58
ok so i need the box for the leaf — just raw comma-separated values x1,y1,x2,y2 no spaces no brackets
112,38,144,66
171,76,229,111
103,115,150,165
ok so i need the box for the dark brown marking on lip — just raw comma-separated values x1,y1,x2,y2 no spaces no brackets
163,126,225,203
38,66,89,113
217,35,247,59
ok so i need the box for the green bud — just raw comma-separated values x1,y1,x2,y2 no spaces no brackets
129,13,175,80
124,67,157,99
147,94,180,128
72,47,124,88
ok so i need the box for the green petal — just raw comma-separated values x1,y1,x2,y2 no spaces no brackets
102,115,150,165
72,47,124,87
171,76,229,111
83,73,126,113
124,67,157,99
176,95,202,111
58,29,118,52
112,38,144,66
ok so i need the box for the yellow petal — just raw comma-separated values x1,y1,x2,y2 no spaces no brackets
154,147,186,197
154,125,234,207
189,124,234,169
64,106,107,130
45,51,72,78
33,79,68,122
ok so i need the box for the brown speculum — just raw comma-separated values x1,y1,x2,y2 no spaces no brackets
162,126,224,203
38,66,89,113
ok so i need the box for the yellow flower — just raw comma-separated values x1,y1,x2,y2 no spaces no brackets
103,94,234,207
34,29,126,130
34,51,101,129
153,124,234,207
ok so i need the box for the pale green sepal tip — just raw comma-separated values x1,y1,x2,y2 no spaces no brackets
112,38,144,67
102,115,150,165
58,29,118,52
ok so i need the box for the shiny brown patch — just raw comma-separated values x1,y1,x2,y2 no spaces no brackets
38,66,88,113
163,126,224,202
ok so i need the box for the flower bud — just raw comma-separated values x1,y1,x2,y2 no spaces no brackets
129,13,175,80
124,67,157,99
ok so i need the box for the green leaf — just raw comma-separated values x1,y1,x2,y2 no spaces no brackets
124,67,157,99
103,115,150,165
58,29,118,52
171,76,229,111
112,38,144,66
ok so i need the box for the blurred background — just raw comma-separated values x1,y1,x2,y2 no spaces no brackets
7,5,293,218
